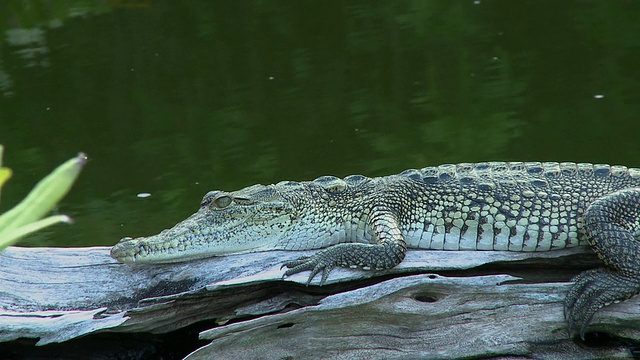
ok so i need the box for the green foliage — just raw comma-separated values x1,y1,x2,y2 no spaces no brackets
0,147,86,250
0,145,10,192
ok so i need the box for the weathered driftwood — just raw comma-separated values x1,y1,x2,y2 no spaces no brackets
0,245,639,359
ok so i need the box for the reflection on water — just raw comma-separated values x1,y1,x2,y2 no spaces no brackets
6,27,49,67
1,1,640,247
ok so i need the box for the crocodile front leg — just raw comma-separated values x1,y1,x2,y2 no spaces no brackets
565,188,640,339
282,210,407,286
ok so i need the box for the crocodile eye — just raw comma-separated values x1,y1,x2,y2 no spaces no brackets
200,192,217,208
212,195,233,209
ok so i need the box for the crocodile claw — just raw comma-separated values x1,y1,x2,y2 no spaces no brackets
564,268,640,339
282,253,336,286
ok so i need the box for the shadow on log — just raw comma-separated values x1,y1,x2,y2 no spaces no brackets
1,246,639,359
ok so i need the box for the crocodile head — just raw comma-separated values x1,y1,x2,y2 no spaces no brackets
110,184,299,263
111,175,376,264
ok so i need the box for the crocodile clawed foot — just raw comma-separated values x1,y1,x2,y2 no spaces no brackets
565,268,640,340
282,252,337,286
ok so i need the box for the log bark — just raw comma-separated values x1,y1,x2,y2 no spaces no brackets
0,245,639,359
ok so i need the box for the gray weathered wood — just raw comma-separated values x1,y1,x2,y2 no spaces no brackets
0,245,638,359
194,274,640,360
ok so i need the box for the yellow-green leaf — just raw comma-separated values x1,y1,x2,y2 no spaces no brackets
0,153,87,233
0,167,11,189
0,144,5,202
0,215,72,250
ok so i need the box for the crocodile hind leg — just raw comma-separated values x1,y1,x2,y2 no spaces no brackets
565,188,640,339
282,210,407,286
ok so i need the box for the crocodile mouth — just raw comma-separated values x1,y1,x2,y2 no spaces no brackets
110,207,280,263
110,230,221,263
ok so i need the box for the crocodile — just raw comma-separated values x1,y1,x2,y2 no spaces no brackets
111,161,640,338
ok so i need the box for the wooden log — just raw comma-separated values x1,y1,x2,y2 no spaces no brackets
0,245,638,359
194,274,640,360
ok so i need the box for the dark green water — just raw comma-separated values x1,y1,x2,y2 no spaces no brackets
1,1,640,247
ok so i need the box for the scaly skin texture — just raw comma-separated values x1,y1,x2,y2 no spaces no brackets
110,161,640,338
